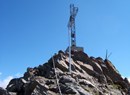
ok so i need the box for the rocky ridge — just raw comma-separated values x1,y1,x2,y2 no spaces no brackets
0,50,130,95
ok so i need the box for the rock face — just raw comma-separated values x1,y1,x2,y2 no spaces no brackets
0,87,10,95
1,50,130,95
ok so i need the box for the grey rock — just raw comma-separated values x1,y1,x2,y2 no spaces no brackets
75,86,92,95
89,61,103,74
8,92,17,95
104,60,123,82
6,78,24,93
0,87,9,95
65,87,79,94
24,76,48,95
45,80,55,85
60,84,79,94
79,79,95,88
5,50,129,95
59,75,76,84
56,60,68,72
72,51,89,63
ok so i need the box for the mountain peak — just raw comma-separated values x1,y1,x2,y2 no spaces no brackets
1,50,130,95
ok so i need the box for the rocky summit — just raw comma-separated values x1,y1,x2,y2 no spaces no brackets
1,50,130,95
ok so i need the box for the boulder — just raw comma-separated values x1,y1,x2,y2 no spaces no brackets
75,86,92,95
6,78,25,93
89,61,103,74
59,75,76,84
65,58,83,72
45,80,55,85
98,74,107,84
72,51,89,63
79,79,95,88
0,87,9,95
103,60,123,82
8,92,17,95
56,60,69,72
77,61,95,76
96,57,104,63
49,85,59,93
60,84,79,94
24,76,48,95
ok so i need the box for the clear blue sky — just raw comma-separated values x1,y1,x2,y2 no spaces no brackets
0,0,130,81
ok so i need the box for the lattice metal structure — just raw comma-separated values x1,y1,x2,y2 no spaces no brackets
68,4,78,47
67,4,78,73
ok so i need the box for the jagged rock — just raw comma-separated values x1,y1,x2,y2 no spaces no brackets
76,70,94,81
8,92,17,95
24,76,48,95
55,68,64,75
89,61,103,74
5,50,130,95
6,78,25,93
56,60,68,72
0,87,9,95
79,79,95,88
45,80,55,85
96,57,104,63
128,88,130,95
76,61,95,76
48,85,58,93
71,51,89,63
105,75,113,84
59,75,76,84
65,58,82,72
103,60,123,83
124,78,130,87
98,74,107,84
31,85,47,95
75,86,92,95
60,84,79,94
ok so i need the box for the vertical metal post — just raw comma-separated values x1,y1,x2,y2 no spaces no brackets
68,27,71,73
52,56,62,95
67,4,78,73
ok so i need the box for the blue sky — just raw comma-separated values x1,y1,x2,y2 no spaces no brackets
0,0,130,87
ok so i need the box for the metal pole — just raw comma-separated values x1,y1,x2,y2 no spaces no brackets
52,56,62,95
68,27,71,73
